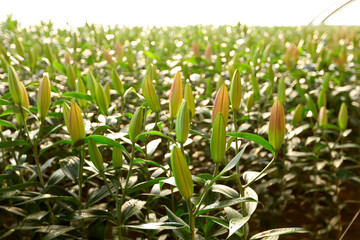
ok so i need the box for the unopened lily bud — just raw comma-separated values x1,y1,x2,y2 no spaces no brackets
87,71,98,98
205,44,211,62
15,82,30,127
88,139,104,172
111,69,124,97
292,104,303,126
246,92,254,113
338,102,348,131
142,75,160,113
113,147,123,169
176,101,190,144
318,106,328,128
96,84,109,116
317,90,327,109
192,41,200,58
64,52,72,66
171,146,193,200
268,98,285,152
69,102,85,145
278,78,285,104
212,84,229,125
103,49,115,67
14,36,25,57
8,66,23,105
62,102,70,131
211,113,226,163
105,82,111,104
37,73,51,120
115,40,124,60
307,94,318,118
129,106,144,143
184,82,195,119
230,70,242,110
169,71,183,119
77,78,87,108
66,64,76,89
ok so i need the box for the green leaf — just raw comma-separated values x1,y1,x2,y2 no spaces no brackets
125,222,186,230
211,184,239,198
47,168,65,186
228,215,251,239
0,140,31,148
60,156,79,182
0,205,27,216
43,226,76,240
61,92,95,102
189,129,210,142
165,206,190,240
128,177,167,194
85,135,130,159
250,228,310,239
86,185,112,208
40,139,72,155
0,182,40,194
0,119,17,130
198,197,257,215
216,143,248,180
121,199,147,223
15,194,78,206
138,131,176,144
0,99,13,106
227,132,274,154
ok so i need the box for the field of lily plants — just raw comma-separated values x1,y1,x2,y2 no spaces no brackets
0,16,359,240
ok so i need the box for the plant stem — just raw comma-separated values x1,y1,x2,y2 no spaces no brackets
339,207,360,240
78,146,85,235
187,199,195,240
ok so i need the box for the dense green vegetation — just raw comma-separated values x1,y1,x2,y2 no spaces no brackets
0,16,359,239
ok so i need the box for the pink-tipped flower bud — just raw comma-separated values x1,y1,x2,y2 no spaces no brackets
338,102,348,131
37,73,51,120
169,71,183,119
268,98,285,152
318,106,328,128
212,84,229,125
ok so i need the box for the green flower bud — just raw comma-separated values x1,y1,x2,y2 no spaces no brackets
66,64,76,89
14,36,25,57
69,102,85,145
230,69,242,110
88,139,104,172
171,146,194,200
212,84,229,125
15,82,30,127
292,104,303,126
113,147,123,169
37,73,51,120
105,82,111,105
338,102,348,131
169,71,183,119
318,106,328,128
307,94,318,118
77,78,87,108
176,101,190,144
142,75,160,113
8,66,23,105
184,82,195,119
87,71,98,98
111,69,124,97
317,90,327,109
278,78,285,104
268,98,285,152
129,106,144,143
96,84,109,116
115,41,124,60
211,113,226,163
63,102,70,132
246,92,254,113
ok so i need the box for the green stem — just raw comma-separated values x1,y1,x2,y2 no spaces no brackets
78,147,85,235
187,199,195,240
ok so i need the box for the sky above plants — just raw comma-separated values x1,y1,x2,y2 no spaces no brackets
0,0,359,27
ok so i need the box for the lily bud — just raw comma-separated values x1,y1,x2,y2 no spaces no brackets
184,82,195,119
176,101,190,144
95,84,109,116
268,98,285,152
338,102,348,131
113,147,123,169
211,113,226,163
169,71,183,119
292,104,303,126
171,146,193,200
246,92,254,113
142,75,161,113
69,102,85,145
111,69,124,97
278,78,285,104
62,102,70,131
103,49,115,67
317,90,327,109
129,106,144,143
230,69,242,110
15,82,30,127
318,106,328,128
88,139,104,172
37,73,51,120
205,44,211,62
66,64,76,89
115,41,124,60
212,84,229,125
87,71,98,98
192,41,200,58
77,78,87,108
8,66,23,105
105,82,111,104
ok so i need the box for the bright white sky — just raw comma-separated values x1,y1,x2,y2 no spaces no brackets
0,0,359,28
